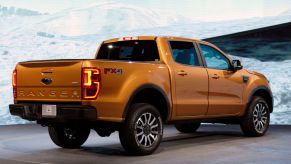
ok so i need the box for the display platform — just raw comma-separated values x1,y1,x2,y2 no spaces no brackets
0,124,290,163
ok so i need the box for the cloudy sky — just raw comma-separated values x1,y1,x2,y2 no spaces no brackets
1,0,291,21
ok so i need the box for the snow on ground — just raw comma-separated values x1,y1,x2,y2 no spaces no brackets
0,3,290,124
232,57,291,124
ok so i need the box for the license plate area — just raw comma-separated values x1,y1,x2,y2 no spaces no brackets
42,104,57,117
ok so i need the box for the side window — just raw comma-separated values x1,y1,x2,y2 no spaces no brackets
170,41,200,66
200,44,229,70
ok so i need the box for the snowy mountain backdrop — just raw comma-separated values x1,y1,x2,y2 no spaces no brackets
0,5,45,16
0,2,291,124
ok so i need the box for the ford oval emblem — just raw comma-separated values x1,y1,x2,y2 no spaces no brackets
41,78,52,85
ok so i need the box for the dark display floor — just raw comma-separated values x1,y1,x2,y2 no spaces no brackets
0,124,290,164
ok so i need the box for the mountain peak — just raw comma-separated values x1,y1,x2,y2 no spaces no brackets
279,8,291,16
37,2,191,36
0,5,45,16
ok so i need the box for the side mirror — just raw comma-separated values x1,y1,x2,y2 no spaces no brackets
232,60,243,71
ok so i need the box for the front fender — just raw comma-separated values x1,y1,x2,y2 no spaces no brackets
242,76,273,115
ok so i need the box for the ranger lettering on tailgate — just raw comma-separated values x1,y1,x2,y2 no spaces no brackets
18,90,80,98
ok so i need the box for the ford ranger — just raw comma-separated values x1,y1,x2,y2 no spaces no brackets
9,36,273,155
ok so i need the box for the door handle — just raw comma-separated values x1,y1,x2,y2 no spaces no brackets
177,70,188,76
211,74,220,79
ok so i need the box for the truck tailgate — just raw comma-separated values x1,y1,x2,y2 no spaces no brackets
16,60,83,102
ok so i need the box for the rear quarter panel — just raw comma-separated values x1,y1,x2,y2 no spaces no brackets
82,60,171,122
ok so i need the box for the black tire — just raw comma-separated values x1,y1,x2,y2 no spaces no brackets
48,124,90,149
119,103,163,155
175,122,201,133
240,96,270,137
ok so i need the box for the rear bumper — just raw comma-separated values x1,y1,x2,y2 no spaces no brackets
9,104,97,122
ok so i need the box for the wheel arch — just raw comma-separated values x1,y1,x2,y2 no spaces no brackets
122,84,171,123
247,86,273,113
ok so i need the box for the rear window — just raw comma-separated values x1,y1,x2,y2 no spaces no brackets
97,40,159,61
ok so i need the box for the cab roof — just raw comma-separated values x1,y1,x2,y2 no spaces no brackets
102,35,220,50
103,36,203,43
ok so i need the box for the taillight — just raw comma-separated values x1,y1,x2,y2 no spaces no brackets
12,69,17,98
82,68,101,100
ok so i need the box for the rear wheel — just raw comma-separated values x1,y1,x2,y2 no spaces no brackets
48,124,90,148
119,103,163,155
240,96,270,136
175,122,201,133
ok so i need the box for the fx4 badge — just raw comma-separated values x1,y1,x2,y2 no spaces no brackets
104,68,123,75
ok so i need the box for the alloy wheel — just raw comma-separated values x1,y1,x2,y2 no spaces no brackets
253,103,268,133
134,112,160,147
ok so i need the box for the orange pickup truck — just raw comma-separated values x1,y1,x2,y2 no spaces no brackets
9,36,273,155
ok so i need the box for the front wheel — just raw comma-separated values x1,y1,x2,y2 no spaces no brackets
48,124,90,149
240,96,270,136
119,103,163,155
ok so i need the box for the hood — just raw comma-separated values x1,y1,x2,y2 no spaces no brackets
246,69,267,79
